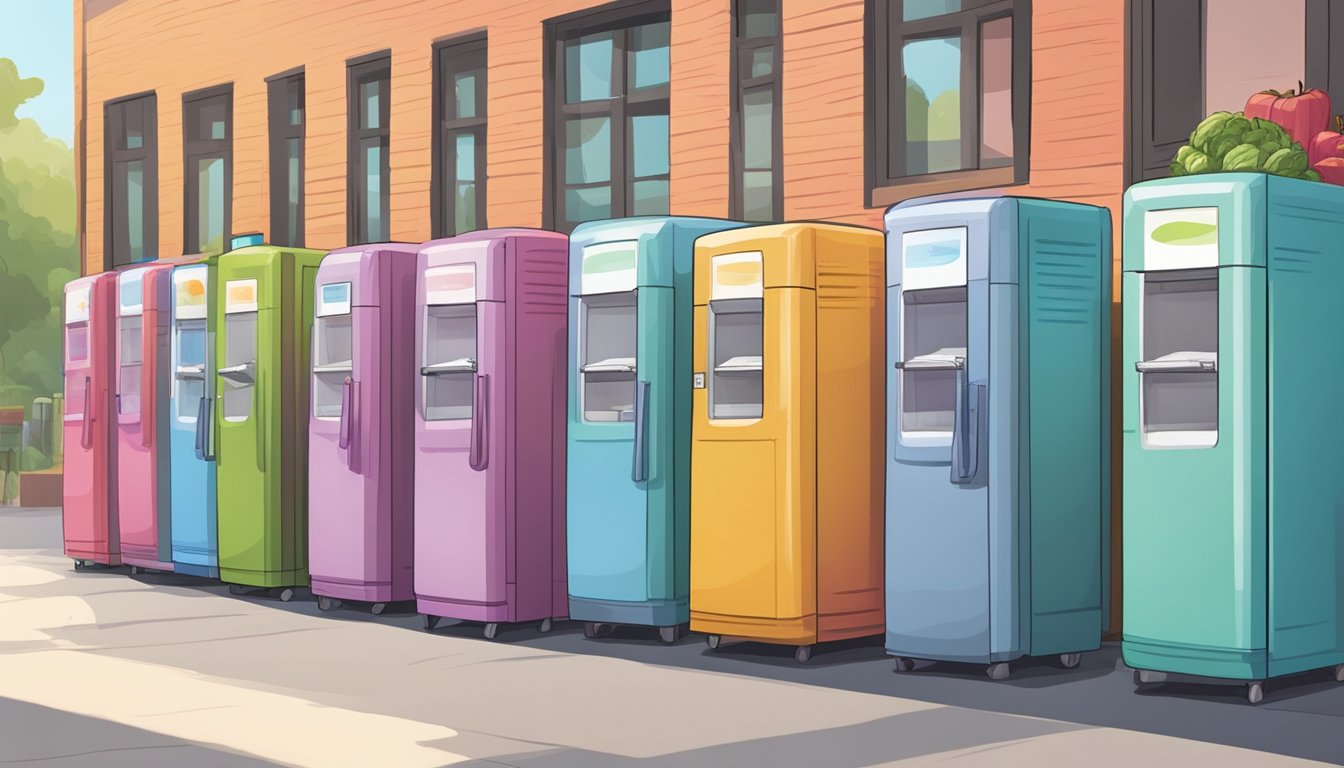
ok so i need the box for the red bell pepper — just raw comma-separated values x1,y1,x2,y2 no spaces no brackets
1244,82,1332,147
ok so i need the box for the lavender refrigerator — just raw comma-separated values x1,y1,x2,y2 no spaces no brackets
307,244,418,613
414,229,569,639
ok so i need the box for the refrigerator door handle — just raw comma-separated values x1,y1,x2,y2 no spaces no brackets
142,325,153,448
950,370,981,485
338,376,353,451
194,396,208,460
469,373,489,472
80,377,93,450
631,380,650,483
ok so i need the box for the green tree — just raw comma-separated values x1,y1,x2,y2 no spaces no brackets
0,58,78,413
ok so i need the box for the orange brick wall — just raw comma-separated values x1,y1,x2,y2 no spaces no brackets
79,0,1126,278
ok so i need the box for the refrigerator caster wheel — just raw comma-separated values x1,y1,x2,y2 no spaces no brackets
1247,682,1265,705
483,623,499,640
278,588,294,603
706,634,721,650
370,603,387,616
1060,653,1081,669
317,596,337,612
795,645,812,664
987,663,1011,680
424,614,441,631
129,565,140,575
538,617,552,634
228,584,247,596
72,560,83,570
583,622,613,639
658,625,679,644
583,622,598,639
1134,669,1167,686
893,656,915,672
1334,664,1344,683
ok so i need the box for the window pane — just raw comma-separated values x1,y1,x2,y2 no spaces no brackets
287,138,300,241
125,160,145,262
360,78,381,130
456,181,477,233
222,311,256,421
902,286,967,435
904,0,963,22
710,300,764,419
902,36,962,176
565,116,611,184
630,113,669,178
740,0,779,38
631,179,669,216
743,88,772,170
124,101,144,149
565,186,611,225
455,71,478,119
364,141,385,241
749,46,775,78
455,132,476,182
175,318,206,421
423,304,476,421
194,98,227,141
565,33,614,103
288,79,302,126
581,292,637,422
980,16,1014,165
742,170,774,221
629,21,671,91
196,156,225,254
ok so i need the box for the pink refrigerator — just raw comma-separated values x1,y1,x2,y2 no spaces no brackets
415,229,569,639
63,273,120,567
115,262,186,573
308,244,418,613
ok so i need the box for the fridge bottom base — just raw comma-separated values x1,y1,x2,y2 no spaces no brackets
691,611,817,645
568,595,687,628
1122,636,1268,681
171,561,219,579
65,545,121,567
416,595,559,624
314,577,411,604
120,554,175,573
219,567,309,589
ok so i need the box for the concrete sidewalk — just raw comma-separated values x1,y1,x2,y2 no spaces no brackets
1,508,1339,766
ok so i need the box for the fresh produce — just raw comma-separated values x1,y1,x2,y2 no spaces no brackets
1309,116,1344,167
1244,82,1332,147
1314,157,1344,185
1170,111,1317,181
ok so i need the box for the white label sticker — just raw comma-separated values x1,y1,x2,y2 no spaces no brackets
693,372,706,389
318,281,352,316
174,266,209,320
711,251,764,301
118,268,146,316
425,264,476,305
225,278,259,314
66,284,91,324
581,241,638,294
1144,207,1219,271
902,227,968,291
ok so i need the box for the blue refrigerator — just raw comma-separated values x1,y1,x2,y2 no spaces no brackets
884,196,1111,679
566,216,746,642
168,260,218,578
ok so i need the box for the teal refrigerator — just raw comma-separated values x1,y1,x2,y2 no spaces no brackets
1123,173,1344,704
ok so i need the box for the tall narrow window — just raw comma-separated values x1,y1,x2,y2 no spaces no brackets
348,54,391,244
731,0,782,222
433,36,488,238
547,2,671,233
867,0,1030,206
104,93,158,269
183,86,232,255
268,70,305,247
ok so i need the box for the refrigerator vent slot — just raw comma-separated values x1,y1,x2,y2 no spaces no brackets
1030,246,1097,326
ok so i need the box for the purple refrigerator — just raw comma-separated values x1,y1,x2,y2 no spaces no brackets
415,229,568,638
308,244,418,613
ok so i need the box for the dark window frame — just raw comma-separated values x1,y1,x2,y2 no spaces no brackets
1306,1,1343,123
182,84,233,255
347,51,392,245
1128,0,1205,184
543,0,672,233
103,91,158,270
729,0,783,222
267,68,305,247
432,34,488,238
865,0,1031,208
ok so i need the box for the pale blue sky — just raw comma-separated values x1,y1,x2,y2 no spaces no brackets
0,1,73,144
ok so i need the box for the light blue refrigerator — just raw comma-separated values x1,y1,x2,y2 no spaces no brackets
566,216,746,642
168,260,218,578
884,196,1111,680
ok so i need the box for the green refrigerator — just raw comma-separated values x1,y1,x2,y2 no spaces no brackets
1123,173,1344,704
215,244,326,596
